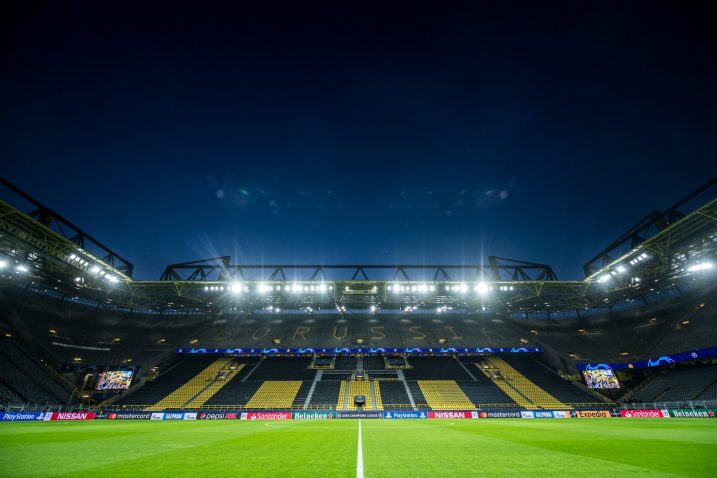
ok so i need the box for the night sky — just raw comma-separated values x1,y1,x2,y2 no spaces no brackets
1,1,715,280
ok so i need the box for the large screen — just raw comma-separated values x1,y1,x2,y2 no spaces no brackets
582,369,620,389
95,370,134,390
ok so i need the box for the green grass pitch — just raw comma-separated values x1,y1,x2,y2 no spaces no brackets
1,419,715,477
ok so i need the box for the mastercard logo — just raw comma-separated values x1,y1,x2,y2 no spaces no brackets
108,413,117,420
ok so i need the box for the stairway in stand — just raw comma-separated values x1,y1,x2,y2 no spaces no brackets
482,357,569,410
147,357,235,410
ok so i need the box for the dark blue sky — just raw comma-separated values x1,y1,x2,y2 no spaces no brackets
1,1,715,279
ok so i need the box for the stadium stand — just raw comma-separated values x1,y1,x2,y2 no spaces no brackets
309,380,342,408
454,364,518,408
249,357,315,381
116,357,216,407
334,356,357,370
378,381,412,409
372,381,383,410
696,379,717,401
631,365,717,403
245,381,303,409
0,340,75,405
0,358,60,406
416,380,475,410
346,381,373,410
403,357,471,381
407,381,428,409
336,380,347,409
183,363,245,408
204,380,263,408
502,356,604,405
291,381,314,408
482,357,569,410
146,358,234,410
364,356,385,370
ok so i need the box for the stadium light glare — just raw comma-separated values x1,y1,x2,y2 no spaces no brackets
598,274,611,283
458,283,468,293
0,260,7,269
616,265,626,274
687,262,713,272
90,265,101,274
475,282,489,295
15,264,28,273
230,282,242,293
291,283,302,293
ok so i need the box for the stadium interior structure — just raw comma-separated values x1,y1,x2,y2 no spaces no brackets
0,176,716,414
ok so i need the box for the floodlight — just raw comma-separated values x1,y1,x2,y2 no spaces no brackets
687,262,713,272
476,282,489,295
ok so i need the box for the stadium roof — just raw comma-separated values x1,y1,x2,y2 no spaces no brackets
1,176,715,314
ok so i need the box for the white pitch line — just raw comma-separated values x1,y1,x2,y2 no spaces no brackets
356,419,364,478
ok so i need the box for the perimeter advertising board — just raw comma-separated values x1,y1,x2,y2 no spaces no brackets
620,409,669,418
477,411,522,418
0,412,49,421
427,411,478,419
572,410,611,418
106,412,152,420
667,409,716,418
335,411,383,419
198,412,239,420
162,413,184,420
49,412,95,421
520,411,571,418
293,412,336,420
241,412,292,420
383,411,428,419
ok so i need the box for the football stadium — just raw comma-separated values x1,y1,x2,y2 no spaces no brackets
3,3,717,477
0,175,716,477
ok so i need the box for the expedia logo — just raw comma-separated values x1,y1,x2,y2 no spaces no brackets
577,410,610,418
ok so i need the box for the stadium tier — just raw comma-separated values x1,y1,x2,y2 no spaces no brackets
416,380,475,410
0,178,715,413
630,365,717,403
